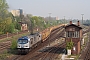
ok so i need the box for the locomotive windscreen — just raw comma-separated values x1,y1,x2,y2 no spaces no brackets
18,39,28,44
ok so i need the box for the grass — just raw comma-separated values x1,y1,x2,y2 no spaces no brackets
67,55,72,58
67,54,79,60
0,32,29,42
0,38,11,42
75,54,80,60
0,50,12,60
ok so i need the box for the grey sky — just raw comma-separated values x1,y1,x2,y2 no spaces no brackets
6,0,90,20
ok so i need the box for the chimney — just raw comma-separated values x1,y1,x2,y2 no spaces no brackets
77,21,80,26
70,21,72,24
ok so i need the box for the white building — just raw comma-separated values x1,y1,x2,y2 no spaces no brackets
11,9,23,16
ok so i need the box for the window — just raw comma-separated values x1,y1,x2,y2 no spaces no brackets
68,31,69,37
74,31,79,38
66,30,80,38
66,32,68,37
69,31,73,37
74,32,76,37
30,38,33,44
72,32,74,37
18,39,28,44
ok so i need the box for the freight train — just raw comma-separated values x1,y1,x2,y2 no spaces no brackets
17,24,65,54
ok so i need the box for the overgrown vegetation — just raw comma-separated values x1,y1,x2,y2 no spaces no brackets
0,50,11,60
66,38,74,49
11,39,17,50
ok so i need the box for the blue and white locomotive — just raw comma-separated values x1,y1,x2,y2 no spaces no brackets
17,32,41,53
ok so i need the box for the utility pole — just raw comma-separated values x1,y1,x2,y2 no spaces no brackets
81,14,84,25
31,19,33,34
20,13,23,31
64,16,65,25
28,15,33,34
49,13,51,20
48,13,51,46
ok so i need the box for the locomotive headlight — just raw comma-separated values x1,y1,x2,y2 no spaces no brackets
25,46,28,47
18,45,20,47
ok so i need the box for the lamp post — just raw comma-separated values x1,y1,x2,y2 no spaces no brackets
49,13,51,20
81,14,84,25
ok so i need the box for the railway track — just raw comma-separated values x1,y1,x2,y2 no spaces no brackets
79,26,90,60
84,42,90,60
11,55,22,60
9,26,65,60
0,31,28,39
39,42,66,60
0,40,11,52
28,44,60,60
79,38,90,60
84,32,90,60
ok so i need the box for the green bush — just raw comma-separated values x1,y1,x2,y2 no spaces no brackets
66,39,74,49
7,23,15,33
11,40,17,50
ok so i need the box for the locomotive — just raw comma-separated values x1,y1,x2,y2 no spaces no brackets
17,32,42,53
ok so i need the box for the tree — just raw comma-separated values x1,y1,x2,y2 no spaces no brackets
7,23,14,33
0,0,9,18
0,0,16,34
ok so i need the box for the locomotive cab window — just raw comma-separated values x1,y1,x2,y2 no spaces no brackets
18,39,28,44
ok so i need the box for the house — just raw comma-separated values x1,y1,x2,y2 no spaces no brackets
21,23,28,31
65,21,82,54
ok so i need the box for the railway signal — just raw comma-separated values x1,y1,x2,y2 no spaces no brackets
7,32,8,38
